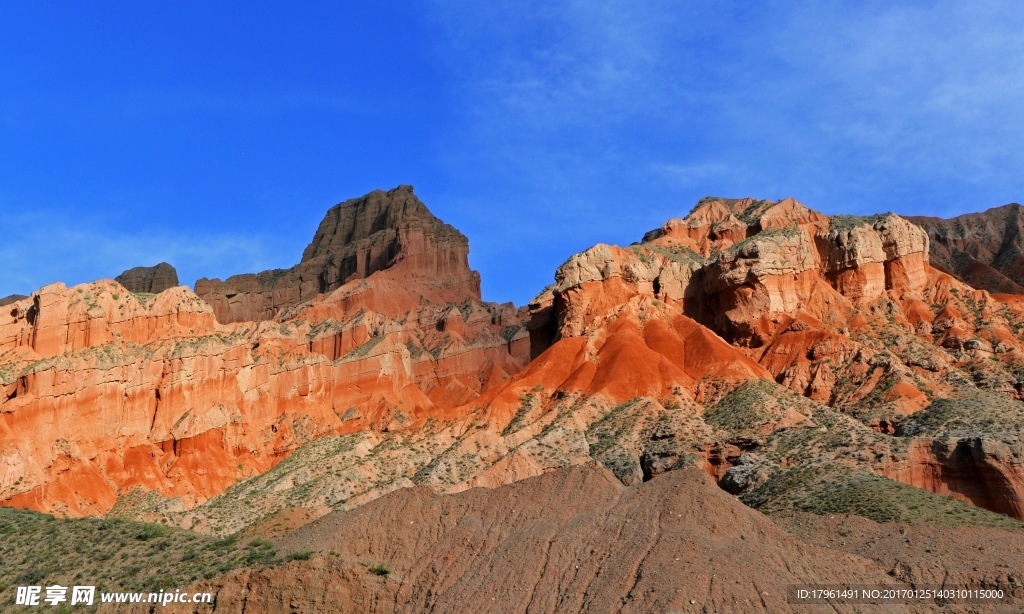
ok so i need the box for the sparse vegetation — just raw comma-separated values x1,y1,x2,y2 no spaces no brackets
896,389,1024,437
743,464,1024,529
0,506,291,608
828,213,888,231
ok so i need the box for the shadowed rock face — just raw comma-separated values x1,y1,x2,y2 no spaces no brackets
195,186,481,323
114,262,180,294
908,204,1024,295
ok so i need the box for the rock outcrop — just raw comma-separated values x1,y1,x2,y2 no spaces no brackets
909,204,1024,295
518,196,1024,520
195,186,480,323
114,262,180,294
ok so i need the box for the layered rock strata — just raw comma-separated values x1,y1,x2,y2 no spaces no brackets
0,189,528,516
522,196,1024,518
5,190,1024,533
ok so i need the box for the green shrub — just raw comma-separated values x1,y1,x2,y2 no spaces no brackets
136,523,169,541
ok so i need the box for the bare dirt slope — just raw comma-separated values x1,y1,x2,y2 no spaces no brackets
775,511,1024,603
120,464,948,614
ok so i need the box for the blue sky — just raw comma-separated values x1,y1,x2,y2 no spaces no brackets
3,2,1024,305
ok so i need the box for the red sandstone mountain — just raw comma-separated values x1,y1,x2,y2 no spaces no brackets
516,197,1024,518
195,186,481,323
5,192,1024,524
0,187,527,516
3,189,1024,611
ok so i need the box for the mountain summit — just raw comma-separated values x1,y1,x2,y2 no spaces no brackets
196,186,481,323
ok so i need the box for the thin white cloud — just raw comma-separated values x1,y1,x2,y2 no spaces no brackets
653,162,732,188
0,210,289,296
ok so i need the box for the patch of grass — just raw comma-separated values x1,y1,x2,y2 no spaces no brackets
829,213,888,231
136,522,170,541
585,398,644,457
0,505,272,608
244,538,277,564
896,389,1024,437
502,392,539,436
341,335,384,361
368,564,391,577
704,381,777,433
644,243,705,265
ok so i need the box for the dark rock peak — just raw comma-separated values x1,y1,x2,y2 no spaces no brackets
114,262,179,294
194,186,481,323
910,202,1022,225
301,184,468,266
0,294,28,307
907,203,1024,295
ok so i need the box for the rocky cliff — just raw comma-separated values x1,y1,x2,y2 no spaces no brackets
195,186,481,323
114,262,180,294
515,196,1024,519
909,204,1024,295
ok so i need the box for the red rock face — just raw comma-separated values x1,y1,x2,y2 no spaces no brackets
881,438,1024,520
518,197,1024,518
0,189,527,516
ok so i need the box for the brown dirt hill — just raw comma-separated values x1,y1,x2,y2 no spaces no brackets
908,203,1024,295
195,185,481,323
775,511,1024,611
116,464,944,614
